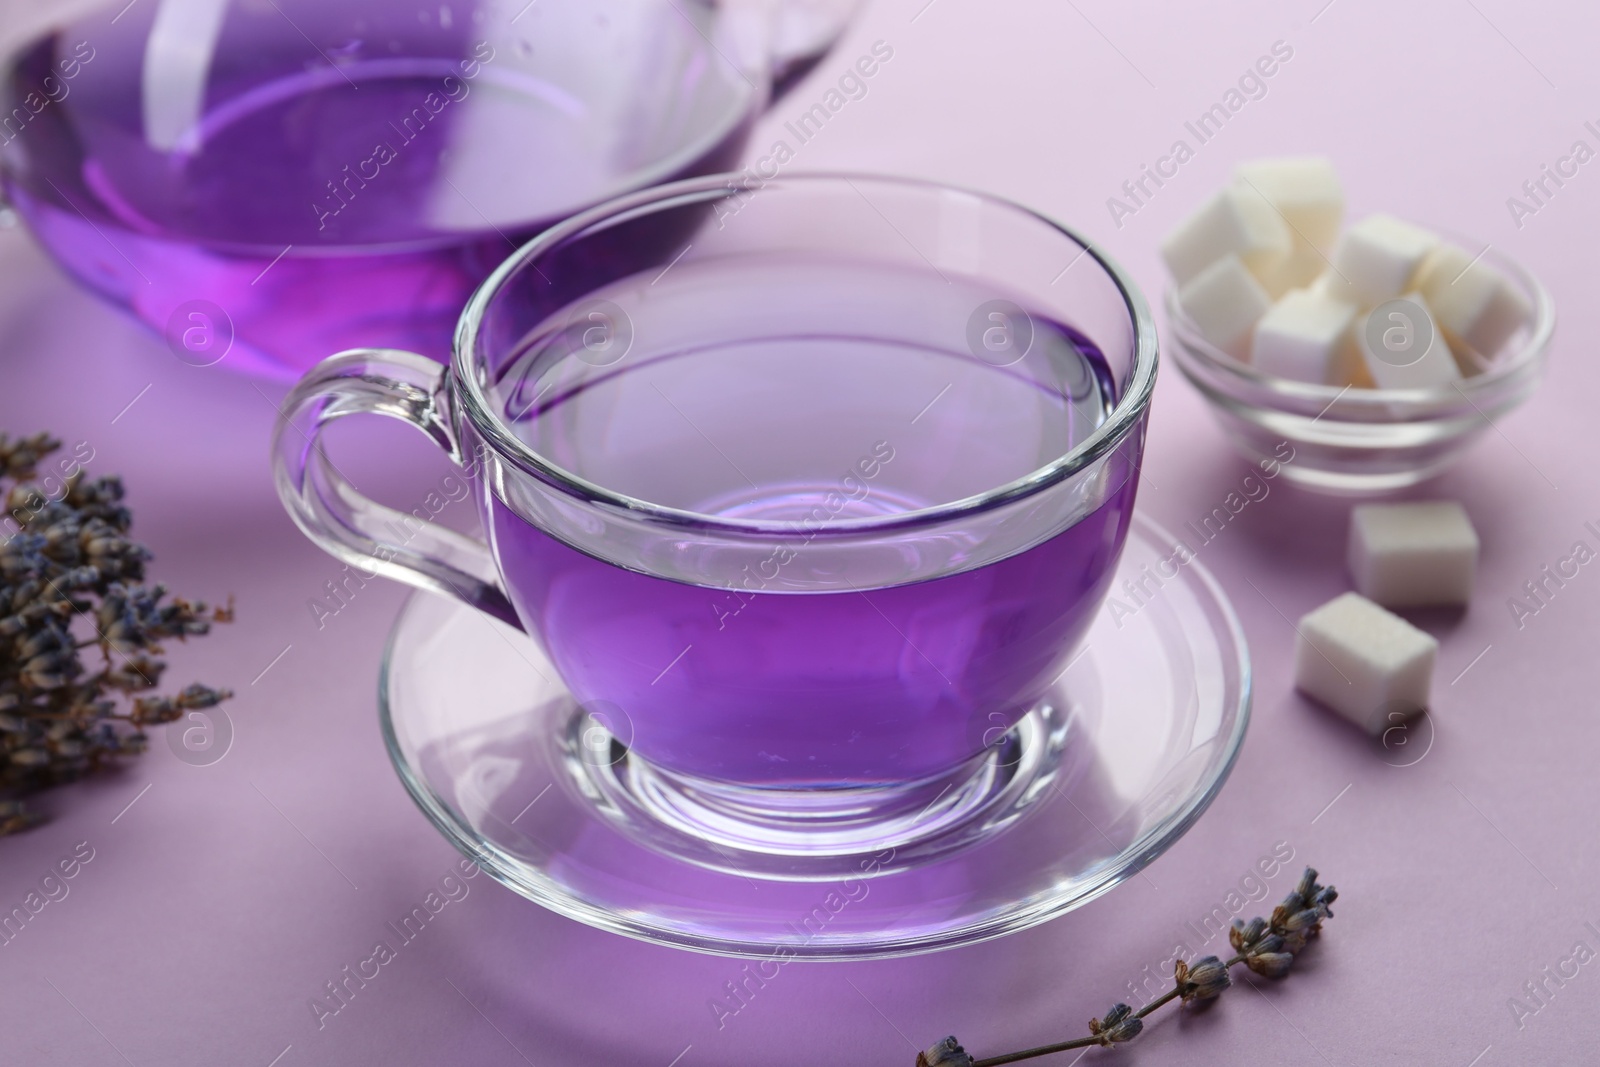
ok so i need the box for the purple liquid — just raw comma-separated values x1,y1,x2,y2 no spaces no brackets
482,259,1141,787
1,26,753,375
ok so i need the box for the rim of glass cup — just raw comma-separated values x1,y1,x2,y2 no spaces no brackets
1164,235,1554,419
451,171,1159,538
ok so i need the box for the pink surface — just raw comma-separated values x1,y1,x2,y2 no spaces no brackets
3,1,1598,1064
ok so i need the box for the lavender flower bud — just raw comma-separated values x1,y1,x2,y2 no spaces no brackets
0,798,42,834
62,565,100,588
1236,925,1297,977
1175,956,1232,1003
916,1036,974,1067
176,684,230,709
1279,867,1329,917
1312,885,1338,918
1230,916,1267,953
1090,1003,1143,1045
1277,902,1328,951
132,696,179,725
1245,948,1295,979
20,650,72,689
16,625,66,661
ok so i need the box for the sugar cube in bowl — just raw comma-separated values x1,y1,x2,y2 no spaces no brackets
1324,214,1439,308
1250,288,1360,385
1161,185,1291,287
1177,254,1274,360
1235,157,1343,297
1415,243,1535,371
1356,293,1461,390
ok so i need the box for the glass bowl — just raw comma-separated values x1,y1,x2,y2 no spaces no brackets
1164,239,1555,496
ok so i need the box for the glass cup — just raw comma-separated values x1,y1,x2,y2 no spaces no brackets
0,0,859,378
272,172,1157,867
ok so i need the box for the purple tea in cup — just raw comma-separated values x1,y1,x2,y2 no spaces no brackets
274,173,1157,857
490,254,1136,785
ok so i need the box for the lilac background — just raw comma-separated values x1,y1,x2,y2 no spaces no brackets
3,1,1598,1063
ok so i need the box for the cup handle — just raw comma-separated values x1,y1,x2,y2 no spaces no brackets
270,348,521,631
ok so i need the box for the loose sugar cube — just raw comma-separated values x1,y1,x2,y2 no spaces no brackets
1330,214,1439,308
1414,243,1532,363
1357,294,1460,389
1295,592,1438,734
1251,288,1359,384
1177,254,1274,360
1161,185,1291,287
1233,157,1344,249
1348,501,1478,608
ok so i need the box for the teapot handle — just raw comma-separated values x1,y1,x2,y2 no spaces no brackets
758,0,865,101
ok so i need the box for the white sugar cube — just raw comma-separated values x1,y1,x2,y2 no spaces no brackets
1441,337,1496,378
1234,157,1344,250
1309,279,1387,395
1329,214,1439,308
1311,266,1363,308
1357,294,1461,389
1348,501,1479,608
1332,338,1376,389
1295,592,1438,734
1251,288,1359,384
1235,159,1343,298
1414,243,1532,363
1177,254,1274,359
1161,185,1291,287
1257,239,1333,299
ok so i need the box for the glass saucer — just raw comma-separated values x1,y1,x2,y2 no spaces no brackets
379,514,1251,959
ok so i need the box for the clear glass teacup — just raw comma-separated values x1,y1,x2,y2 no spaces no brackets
272,172,1157,867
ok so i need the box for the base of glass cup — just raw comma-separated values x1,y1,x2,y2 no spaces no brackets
563,700,1075,881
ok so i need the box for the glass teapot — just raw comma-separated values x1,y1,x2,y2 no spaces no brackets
0,0,859,377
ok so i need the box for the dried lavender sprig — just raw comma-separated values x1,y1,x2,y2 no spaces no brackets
916,868,1337,1067
1,433,233,832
